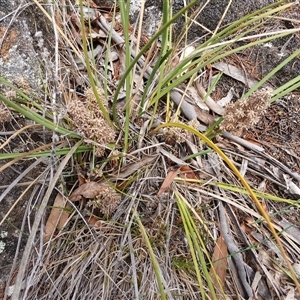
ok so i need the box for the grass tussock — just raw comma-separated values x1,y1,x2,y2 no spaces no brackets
1,0,300,299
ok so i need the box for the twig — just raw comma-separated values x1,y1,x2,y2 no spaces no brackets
253,149,300,182
222,131,264,152
195,81,225,115
97,16,153,78
170,90,197,120
218,201,253,299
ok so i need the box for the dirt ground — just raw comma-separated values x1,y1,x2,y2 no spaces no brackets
0,0,300,298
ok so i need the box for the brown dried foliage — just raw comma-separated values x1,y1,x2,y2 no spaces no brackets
67,87,115,156
0,101,11,124
70,181,121,217
88,182,121,217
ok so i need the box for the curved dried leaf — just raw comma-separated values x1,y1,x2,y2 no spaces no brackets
69,181,105,201
209,235,228,298
213,62,259,89
44,193,70,243
157,168,180,197
180,166,197,180
110,155,157,180
195,81,225,115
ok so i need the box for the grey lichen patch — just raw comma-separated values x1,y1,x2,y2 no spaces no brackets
0,241,5,254
143,6,162,37
0,231,8,238
0,231,7,254
0,18,42,95
0,0,13,14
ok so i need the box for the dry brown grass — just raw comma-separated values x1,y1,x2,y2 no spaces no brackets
1,1,300,300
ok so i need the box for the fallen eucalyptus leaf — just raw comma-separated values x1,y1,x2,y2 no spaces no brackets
213,62,259,88
217,87,234,107
110,155,157,180
157,168,180,197
195,81,225,115
44,193,70,242
70,181,105,201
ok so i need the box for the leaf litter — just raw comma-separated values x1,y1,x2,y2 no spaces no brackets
1,1,300,299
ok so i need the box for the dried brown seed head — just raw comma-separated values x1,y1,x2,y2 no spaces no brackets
220,88,271,136
67,90,116,156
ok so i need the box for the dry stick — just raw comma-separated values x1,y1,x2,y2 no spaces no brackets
222,155,286,189
97,14,204,122
253,149,300,182
222,131,300,182
222,131,264,152
11,140,81,300
195,80,225,115
170,90,197,120
97,16,153,78
0,180,50,189
218,201,253,299
0,131,16,135
224,197,282,298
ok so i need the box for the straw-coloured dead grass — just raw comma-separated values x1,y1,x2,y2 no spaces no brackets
2,1,300,299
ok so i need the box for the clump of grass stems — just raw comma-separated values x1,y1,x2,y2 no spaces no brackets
1,0,300,298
